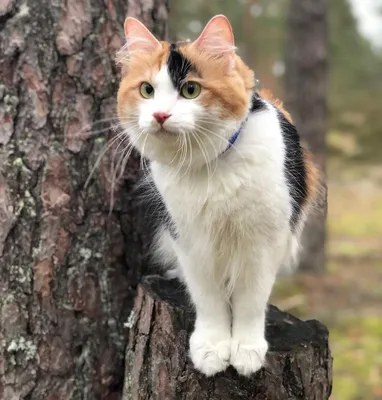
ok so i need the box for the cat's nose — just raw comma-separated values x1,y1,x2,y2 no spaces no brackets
153,112,171,125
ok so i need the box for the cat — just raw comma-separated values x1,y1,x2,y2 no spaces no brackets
117,15,319,377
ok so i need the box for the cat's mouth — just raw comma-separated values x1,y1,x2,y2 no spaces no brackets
155,127,177,137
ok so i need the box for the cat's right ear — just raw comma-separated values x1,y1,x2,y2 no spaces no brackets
124,17,161,52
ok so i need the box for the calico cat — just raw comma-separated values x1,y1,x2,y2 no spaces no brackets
117,15,318,377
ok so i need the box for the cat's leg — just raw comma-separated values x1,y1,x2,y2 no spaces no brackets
175,243,231,376
153,227,184,281
230,243,283,376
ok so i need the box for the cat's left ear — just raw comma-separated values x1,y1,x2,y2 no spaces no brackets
124,17,161,53
191,15,235,71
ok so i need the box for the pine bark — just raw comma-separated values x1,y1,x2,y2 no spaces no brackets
124,276,333,400
285,0,328,273
0,0,168,399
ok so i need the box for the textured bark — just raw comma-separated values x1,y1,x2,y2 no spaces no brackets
0,0,168,399
124,276,333,400
285,0,328,273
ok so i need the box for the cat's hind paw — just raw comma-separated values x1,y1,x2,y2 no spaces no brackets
190,330,231,376
230,338,268,376
163,267,183,281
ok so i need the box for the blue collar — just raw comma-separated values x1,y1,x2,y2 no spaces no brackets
227,128,241,149
222,118,247,155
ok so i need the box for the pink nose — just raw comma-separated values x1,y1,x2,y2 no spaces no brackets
153,112,171,125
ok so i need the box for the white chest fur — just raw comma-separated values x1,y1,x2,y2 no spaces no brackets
150,107,292,275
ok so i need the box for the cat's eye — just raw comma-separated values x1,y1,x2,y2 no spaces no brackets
140,82,155,99
180,81,201,99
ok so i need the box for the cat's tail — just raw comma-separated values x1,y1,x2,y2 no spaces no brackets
278,233,301,277
279,160,325,276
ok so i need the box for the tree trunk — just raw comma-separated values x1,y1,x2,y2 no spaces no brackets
124,276,333,400
285,0,328,273
0,0,168,399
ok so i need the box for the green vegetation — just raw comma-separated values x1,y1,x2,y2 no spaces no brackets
273,169,382,400
329,0,382,163
331,316,382,399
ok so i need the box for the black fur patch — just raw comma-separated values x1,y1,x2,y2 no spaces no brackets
277,111,308,228
137,174,178,240
250,92,267,112
249,92,306,227
167,44,197,91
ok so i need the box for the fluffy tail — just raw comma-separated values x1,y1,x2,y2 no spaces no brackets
278,233,302,277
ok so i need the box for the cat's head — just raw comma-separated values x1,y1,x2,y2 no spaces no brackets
117,15,254,168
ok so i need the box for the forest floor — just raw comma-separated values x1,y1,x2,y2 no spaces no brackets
271,159,382,400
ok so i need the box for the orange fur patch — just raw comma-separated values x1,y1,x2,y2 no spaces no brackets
117,40,254,121
303,150,320,202
117,42,170,116
258,89,293,124
179,45,254,119
257,89,320,205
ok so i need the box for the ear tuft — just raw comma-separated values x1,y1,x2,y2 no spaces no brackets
192,15,235,54
191,15,235,72
123,17,161,53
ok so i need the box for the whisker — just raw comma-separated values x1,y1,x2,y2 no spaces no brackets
66,119,123,141
172,132,187,183
109,136,131,213
192,131,212,201
193,129,219,179
176,132,193,182
194,123,249,164
109,129,147,211
85,130,128,188
184,132,193,177
169,134,183,166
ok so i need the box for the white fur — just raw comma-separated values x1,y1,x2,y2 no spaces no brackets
120,67,306,377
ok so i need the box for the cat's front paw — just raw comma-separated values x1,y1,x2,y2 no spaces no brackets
230,337,268,376
190,328,231,376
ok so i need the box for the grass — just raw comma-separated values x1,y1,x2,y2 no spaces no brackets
328,182,382,239
331,316,382,399
271,155,382,400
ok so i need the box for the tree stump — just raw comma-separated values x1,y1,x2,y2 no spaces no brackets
124,276,332,400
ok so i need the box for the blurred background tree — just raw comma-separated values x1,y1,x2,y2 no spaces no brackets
285,0,327,274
